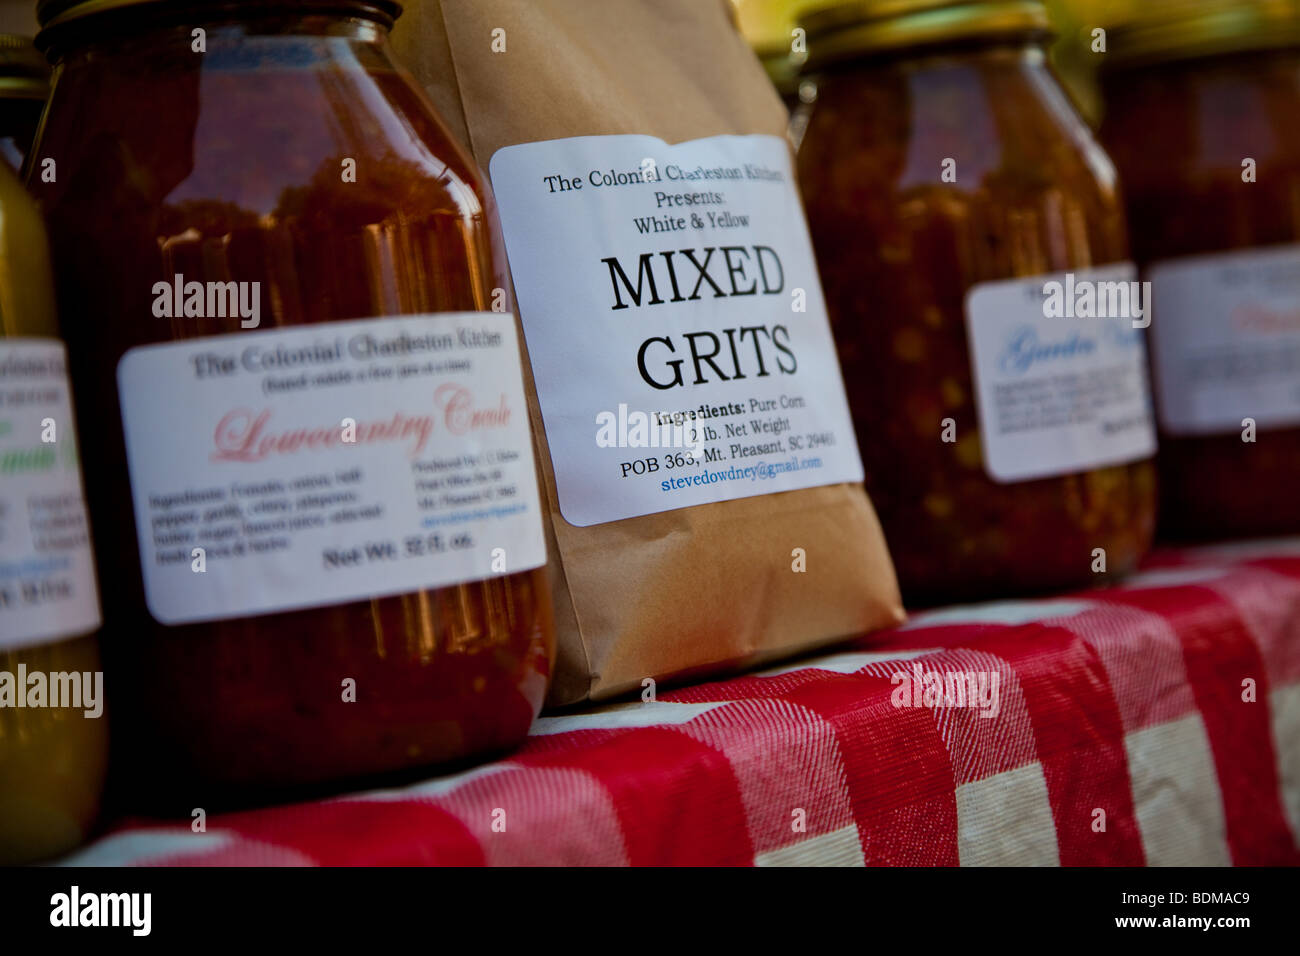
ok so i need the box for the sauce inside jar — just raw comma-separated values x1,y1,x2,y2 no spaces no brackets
797,0,1157,604
31,0,554,809
1100,0,1300,539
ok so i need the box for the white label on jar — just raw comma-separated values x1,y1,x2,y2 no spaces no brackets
0,339,101,650
965,263,1157,484
1147,244,1300,435
489,133,864,527
116,313,547,626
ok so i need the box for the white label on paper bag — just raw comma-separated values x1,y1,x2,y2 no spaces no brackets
489,133,864,527
117,313,547,625
966,263,1156,483
0,338,101,650
1148,244,1300,435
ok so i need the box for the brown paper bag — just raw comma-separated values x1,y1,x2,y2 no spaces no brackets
393,0,903,705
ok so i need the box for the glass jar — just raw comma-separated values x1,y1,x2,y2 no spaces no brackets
30,0,554,808
1099,0,1300,539
797,0,1157,604
0,36,48,172
0,161,106,863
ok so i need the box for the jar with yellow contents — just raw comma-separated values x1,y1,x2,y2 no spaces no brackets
797,0,1157,603
0,160,106,864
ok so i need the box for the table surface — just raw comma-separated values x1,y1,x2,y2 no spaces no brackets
59,538,1300,866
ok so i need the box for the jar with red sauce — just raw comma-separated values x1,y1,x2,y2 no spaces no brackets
30,0,554,808
797,0,1157,604
1099,0,1300,539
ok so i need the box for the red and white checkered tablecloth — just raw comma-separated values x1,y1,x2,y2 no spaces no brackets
59,540,1300,866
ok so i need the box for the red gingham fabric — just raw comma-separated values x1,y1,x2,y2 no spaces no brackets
60,540,1300,866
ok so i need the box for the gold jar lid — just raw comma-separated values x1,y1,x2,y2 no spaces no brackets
0,36,48,100
36,0,402,35
1102,0,1300,70
799,0,1051,69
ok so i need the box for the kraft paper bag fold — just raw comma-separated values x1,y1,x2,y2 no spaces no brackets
394,0,904,705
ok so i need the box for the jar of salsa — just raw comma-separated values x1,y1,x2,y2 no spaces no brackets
0,36,47,172
1099,0,1300,539
0,160,106,863
30,0,554,808
797,0,1157,604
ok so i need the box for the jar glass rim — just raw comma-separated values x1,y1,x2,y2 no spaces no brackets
36,0,403,53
